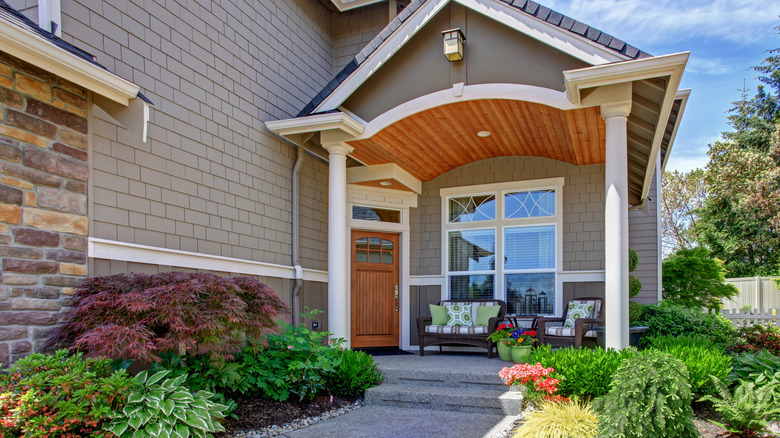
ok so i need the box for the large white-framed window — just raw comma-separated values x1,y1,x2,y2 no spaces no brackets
441,178,564,316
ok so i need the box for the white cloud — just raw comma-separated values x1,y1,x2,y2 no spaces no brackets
544,0,780,46
686,57,733,75
665,155,708,173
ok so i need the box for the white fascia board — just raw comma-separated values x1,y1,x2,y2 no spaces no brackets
89,237,329,282
0,19,139,105
563,52,689,104
347,163,423,193
330,0,385,12
456,0,629,65
660,88,691,172
265,112,365,139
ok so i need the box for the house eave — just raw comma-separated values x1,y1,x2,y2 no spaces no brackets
0,19,139,106
265,112,365,139
330,0,385,12
661,88,691,172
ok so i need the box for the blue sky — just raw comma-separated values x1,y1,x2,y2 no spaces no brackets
544,0,780,173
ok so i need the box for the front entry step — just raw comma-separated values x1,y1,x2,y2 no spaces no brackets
365,359,523,415
364,383,523,415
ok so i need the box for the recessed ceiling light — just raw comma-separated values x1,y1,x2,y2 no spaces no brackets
477,131,491,137
379,181,392,186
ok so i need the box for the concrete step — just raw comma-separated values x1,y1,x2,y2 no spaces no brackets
378,367,508,391
364,383,523,415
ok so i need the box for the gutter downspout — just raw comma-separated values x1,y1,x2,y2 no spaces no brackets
291,146,305,327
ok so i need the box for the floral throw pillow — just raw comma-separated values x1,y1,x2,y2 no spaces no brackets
563,302,594,328
445,304,474,327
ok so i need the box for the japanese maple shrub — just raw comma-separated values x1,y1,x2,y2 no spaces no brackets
46,272,289,362
0,350,136,437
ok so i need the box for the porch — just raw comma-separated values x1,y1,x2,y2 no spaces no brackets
267,0,690,352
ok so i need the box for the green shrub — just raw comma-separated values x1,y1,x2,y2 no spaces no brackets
324,349,384,397
699,376,780,437
662,247,739,310
0,350,136,438
727,324,780,356
636,301,738,347
593,351,698,438
108,369,228,438
241,308,343,401
644,335,732,397
529,345,638,399
514,400,598,438
729,350,780,383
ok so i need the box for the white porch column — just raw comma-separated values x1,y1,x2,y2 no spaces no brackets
323,142,353,344
602,101,632,350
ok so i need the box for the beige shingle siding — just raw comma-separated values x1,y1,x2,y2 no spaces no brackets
629,174,659,303
332,2,388,74
65,0,334,268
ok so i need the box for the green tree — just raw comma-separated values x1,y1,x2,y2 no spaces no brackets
661,168,706,256
662,247,739,311
695,28,780,276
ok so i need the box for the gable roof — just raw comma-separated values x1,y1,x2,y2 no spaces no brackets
298,0,650,117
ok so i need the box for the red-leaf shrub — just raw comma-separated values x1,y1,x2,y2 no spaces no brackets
47,272,289,362
727,324,780,356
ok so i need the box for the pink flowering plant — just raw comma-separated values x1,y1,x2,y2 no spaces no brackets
499,362,565,402
500,327,538,347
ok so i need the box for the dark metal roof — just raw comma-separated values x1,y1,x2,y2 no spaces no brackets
298,0,650,117
0,0,151,104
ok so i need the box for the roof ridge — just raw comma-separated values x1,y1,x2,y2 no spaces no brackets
297,0,650,117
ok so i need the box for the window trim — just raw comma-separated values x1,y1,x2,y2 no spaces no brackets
440,178,564,314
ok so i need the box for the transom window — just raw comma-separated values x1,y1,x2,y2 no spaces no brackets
442,179,563,315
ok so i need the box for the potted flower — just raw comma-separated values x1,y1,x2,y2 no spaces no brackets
488,323,515,361
504,327,537,363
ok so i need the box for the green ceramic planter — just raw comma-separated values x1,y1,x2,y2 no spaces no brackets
497,340,512,361
510,345,532,364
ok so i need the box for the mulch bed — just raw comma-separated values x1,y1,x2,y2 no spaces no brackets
215,395,358,436
693,401,729,438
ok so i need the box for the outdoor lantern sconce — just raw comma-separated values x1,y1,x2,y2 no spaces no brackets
442,28,465,62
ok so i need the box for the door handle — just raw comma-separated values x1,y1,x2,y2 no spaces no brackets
394,285,399,312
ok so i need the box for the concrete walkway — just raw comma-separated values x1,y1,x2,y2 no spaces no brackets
285,352,520,438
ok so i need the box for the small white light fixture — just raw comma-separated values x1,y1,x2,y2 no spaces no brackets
442,28,465,62
477,131,491,137
379,181,392,186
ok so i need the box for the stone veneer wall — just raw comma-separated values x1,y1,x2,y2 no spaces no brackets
0,52,89,365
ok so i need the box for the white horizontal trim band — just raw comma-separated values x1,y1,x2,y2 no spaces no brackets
88,238,328,282
410,271,606,286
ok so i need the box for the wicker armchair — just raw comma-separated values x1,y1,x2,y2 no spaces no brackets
537,297,603,348
417,299,507,358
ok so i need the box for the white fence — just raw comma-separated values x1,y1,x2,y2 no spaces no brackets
719,308,778,328
721,276,780,310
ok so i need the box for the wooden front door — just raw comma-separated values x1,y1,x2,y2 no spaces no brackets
351,231,400,348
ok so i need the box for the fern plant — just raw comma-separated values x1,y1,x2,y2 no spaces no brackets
592,351,698,438
108,370,228,438
514,400,598,438
698,375,780,437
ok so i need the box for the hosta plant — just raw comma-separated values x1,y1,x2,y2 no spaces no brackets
699,375,780,438
729,350,780,383
108,370,228,438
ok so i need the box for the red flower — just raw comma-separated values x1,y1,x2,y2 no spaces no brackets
525,330,537,337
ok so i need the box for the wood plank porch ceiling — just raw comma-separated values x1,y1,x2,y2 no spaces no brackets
347,100,606,182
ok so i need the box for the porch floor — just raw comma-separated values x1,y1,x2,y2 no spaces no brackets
374,350,511,375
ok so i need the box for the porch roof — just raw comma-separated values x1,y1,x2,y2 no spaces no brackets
267,0,689,205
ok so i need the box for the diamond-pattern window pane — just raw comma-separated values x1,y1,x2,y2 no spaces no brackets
449,229,495,272
505,190,555,219
449,194,495,223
